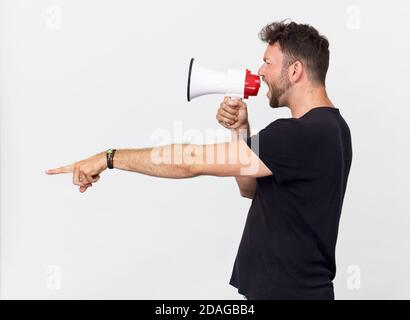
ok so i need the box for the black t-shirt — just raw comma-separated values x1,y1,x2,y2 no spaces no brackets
229,106,352,300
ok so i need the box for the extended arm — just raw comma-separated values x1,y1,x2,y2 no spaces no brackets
46,140,272,193
113,140,270,178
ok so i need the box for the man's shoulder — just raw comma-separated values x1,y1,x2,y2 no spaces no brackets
266,117,297,128
263,117,302,135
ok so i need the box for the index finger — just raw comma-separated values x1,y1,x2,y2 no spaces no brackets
45,164,74,175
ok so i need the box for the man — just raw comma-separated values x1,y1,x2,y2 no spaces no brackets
46,21,352,300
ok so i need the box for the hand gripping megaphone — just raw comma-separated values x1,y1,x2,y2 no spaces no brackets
186,58,260,102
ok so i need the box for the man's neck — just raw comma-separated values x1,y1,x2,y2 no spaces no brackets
288,85,334,118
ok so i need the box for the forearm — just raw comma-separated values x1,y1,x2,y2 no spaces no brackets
231,124,257,198
112,145,201,179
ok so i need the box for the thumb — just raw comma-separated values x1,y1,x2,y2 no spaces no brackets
227,97,239,105
229,99,245,110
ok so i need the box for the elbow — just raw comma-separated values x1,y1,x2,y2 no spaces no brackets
188,163,202,177
240,189,254,199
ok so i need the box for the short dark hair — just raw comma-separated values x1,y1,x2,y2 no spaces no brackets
259,20,330,85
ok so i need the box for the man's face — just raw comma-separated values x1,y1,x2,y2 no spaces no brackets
258,42,292,108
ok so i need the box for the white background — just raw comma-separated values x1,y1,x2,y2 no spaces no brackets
1,0,409,299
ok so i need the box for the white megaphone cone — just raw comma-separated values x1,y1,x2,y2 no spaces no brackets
187,58,260,102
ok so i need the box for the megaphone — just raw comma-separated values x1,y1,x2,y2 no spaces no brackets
187,58,260,101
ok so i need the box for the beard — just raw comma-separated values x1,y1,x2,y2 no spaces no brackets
268,69,292,109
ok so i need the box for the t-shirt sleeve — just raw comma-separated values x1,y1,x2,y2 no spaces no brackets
245,119,310,182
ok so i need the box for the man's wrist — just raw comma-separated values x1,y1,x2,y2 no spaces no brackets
99,151,108,170
231,122,250,141
232,122,249,131
106,149,117,169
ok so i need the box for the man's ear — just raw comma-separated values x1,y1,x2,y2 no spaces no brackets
288,60,303,83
